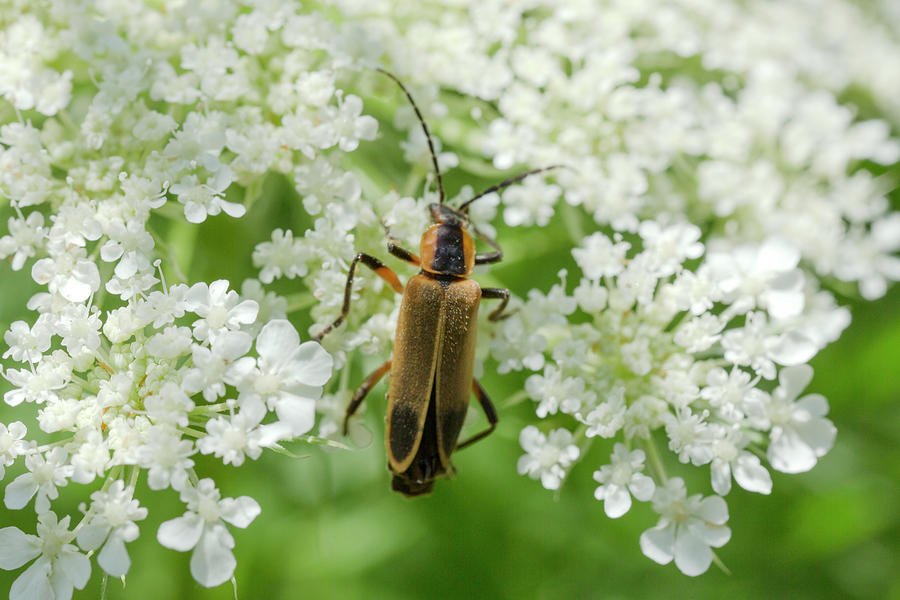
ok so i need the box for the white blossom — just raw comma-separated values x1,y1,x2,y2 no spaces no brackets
593,444,655,518
640,478,731,576
0,512,90,600
157,479,260,587
516,426,580,490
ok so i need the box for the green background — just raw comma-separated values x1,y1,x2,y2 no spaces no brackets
1,133,899,600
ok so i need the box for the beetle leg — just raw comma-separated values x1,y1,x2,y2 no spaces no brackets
473,223,503,265
481,287,512,321
314,253,404,341
455,379,498,450
343,360,392,435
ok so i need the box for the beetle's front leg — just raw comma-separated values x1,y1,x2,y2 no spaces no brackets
481,287,512,321
314,253,404,342
343,360,392,435
455,379,498,450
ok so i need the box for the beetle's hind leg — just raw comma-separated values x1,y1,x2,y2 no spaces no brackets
314,253,404,341
343,360,392,435
481,287,512,321
455,379,498,450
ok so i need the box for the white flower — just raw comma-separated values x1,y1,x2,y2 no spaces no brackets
708,426,772,495
227,319,332,436
30,247,101,303
4,447,72,513
136,426,195,491
516,426,580,490
2,319,51,364
593,444,655,518
640,478,731,576
0,512,90,600
0,212,46,271
184,280,259,343
76,481,148,577
252,228,310,284
0,421,29,480
765,365,836,474
157,479,260,587
198,409,285,466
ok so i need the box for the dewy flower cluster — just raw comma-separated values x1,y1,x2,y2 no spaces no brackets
0,0,898,594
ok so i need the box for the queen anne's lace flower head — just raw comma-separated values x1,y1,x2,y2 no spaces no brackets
1,0,897,589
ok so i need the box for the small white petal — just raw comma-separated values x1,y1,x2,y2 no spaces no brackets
273,393,316,436
640,524,675,565
768,428,817,473
256,320,298,361
97,535,130,577
76,524,109,551
190,527,236,588
778,364,814,397
603,485,632,519
673,530,714,576
157,513,204,552
10,558,53,600
56,549,91,589
290,341,333,386
219,496,260,529
0,527,41,569
629,473,655,501
733,454,772,494
770,332,818,366
4,475,38,509
710,460,732,496
695,496,729,525
794,418,836,457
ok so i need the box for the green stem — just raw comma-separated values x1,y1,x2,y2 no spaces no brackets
644,435,668,483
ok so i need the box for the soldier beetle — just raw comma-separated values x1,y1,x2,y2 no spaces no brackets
315,69,558,495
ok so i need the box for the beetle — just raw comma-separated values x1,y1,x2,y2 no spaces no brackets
315,69,557,496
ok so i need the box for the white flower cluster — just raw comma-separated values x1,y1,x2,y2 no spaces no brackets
306,0,900,576
504,226,843,574
333,0,900,299
0,0,391,593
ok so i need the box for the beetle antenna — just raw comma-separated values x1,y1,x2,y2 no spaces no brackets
458,165,564,213
376,68,445,205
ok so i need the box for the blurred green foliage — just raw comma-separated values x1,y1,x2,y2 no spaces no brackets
2,121,899,600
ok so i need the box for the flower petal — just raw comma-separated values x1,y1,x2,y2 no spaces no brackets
603,485,632,519
273,392,316,436
733,453,772,494
219,496,261,529
0,527,41,569
673,530,714,576
768,427,817,473
288,341,333,387
629,473,655,502
157,513,204,552
56,548,91,589
4,474,38,510
639,523,675,565
10,557,52,600
190,526,236,587
97,535,130,577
